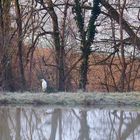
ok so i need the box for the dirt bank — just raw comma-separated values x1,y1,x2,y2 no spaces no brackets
0,92,140,107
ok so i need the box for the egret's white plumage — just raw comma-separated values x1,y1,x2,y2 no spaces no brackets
41,79,47,92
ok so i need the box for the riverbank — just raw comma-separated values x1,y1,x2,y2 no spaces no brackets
0,92,140,107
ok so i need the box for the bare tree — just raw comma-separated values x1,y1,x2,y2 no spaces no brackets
0,0,15,91
14,0,26,91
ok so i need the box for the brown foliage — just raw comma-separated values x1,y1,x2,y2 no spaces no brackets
25,48,140,92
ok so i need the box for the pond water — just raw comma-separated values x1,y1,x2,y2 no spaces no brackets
0,106,140,140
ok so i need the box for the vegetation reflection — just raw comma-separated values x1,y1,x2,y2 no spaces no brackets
0,107,140,140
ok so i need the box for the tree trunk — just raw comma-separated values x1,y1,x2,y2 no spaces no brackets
15,0,26,91
73,0,100,91
79,49,90,91
118,0,127,92
0,0,15,91
46,0,65,91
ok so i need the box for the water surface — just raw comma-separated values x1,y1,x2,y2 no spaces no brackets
0,106,140,140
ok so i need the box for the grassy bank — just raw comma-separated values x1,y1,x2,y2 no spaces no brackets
0,92,140,106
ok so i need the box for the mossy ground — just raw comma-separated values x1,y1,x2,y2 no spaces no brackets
0,92,140,107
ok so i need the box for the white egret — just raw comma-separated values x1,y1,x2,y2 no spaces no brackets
41,79,47,92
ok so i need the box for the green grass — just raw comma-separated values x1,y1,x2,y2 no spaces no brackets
0,92,140,107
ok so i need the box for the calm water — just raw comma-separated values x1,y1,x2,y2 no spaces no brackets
0,106,140,140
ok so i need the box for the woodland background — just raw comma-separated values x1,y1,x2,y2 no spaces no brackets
0,0,140,92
